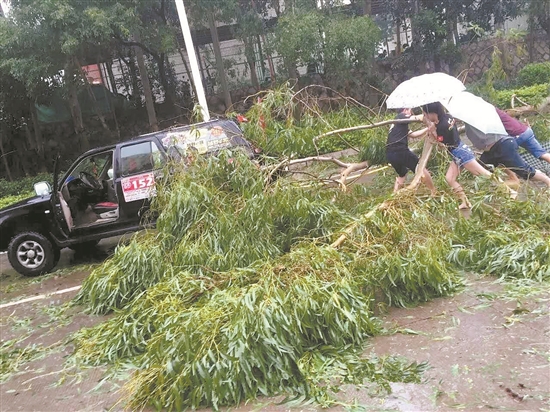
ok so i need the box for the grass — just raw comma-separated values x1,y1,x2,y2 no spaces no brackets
0,338,59,383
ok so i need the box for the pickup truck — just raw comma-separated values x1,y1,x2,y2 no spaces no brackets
0,119,255,276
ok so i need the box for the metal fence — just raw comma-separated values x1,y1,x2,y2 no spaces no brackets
521,141,550,176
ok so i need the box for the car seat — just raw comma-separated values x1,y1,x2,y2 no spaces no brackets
92,202,119,219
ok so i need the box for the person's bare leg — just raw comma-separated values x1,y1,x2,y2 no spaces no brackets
421,168,437,195
394,176,406,193
500,169,520,199
540,153,550,164
531,170,550,188
445,162,471,209
462,159,492,177
503,169,520,186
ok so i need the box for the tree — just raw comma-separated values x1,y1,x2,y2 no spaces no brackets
232,0,273,90
274,9,324,79
0,0,124,151
0,67,31,179
323,15,382,84
184,0,239,110
526,0,550,41
462,0,527,33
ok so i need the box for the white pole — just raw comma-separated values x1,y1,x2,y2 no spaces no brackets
174,0,210,121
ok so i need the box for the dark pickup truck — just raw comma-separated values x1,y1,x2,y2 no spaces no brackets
0,119,255,276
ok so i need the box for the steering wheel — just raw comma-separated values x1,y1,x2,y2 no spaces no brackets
79,171,103,190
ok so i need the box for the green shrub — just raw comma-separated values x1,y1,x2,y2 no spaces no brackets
517,62,550,87
531,116,550,143
0,173,51,198
493,83,550,109
0,193,34,210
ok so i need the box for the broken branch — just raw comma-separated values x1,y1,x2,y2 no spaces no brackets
406,138,435,190
313,118,423,144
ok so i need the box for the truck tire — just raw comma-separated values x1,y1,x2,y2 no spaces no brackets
7,232,60,277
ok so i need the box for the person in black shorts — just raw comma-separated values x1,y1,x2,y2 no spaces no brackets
386,108,437,194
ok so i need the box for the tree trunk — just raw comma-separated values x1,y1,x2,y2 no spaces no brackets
446,11,455,44
410,0,421,46
105,60,118,93
133,31,159,132
67,73,89,153
244,38,260,90
286,58,298,81
433,53,442,72
0,122,13,181
395,19,402,56
12,131,31,176
176,44,196,102
453,17,459,45
495,22,509,76
122,52,143,107
363,0,371,15
157,52,179,114
208,12,232,110
29,103,47,173
527,14,535,62
407,139,434,190
30,102,44,155
261,34,277,83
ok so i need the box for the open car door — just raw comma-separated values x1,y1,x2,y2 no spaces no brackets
49,155,72,238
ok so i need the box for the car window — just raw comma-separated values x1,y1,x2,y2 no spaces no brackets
120,141,164,177
66,151,113,182
161,123,233,157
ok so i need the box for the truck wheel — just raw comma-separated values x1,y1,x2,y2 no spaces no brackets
7,232,59,277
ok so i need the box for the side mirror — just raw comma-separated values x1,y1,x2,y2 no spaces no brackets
107,168,114,179
34,181,52,197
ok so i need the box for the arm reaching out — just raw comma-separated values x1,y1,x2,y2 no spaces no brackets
408,127,429,139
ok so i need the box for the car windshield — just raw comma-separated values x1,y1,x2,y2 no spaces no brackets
66,151,113,182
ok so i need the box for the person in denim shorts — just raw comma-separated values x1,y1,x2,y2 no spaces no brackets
465,123,550,188
496,108,550,167
422,102,492,209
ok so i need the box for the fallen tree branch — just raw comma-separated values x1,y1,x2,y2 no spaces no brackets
505,96,550,117
504,105,538,117
406,138,435,190
287,156,352,168
264,156,359,188
313,118,422,144
338,161,370,191
330,140,435,248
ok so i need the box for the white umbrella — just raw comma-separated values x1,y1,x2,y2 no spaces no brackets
386,72,466,109
441,91,507,135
